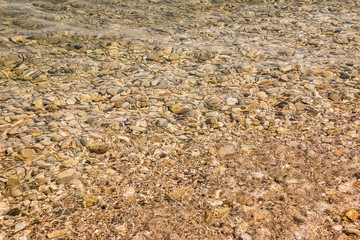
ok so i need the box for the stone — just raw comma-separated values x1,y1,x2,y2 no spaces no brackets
343,209,359,221
50,134,64,142
47,229,67,239
322,71,334,78
57,169,78,184
123,187,136,197
276,127,288,134
168,53,180,61
20,149,36,160
333,233,349,240
343,228,360,237
156,118,168,127
33,99,43,108
241,145,255,154
61,159,77,168
279,65,293,73
146,54,161,62
218,145,236,157
14,222,28,233
83,195,98,208
208,147,216,155
226,97,238,106
169,104,188,114
240,233,252,240
87,143,109,154
0,201,9,215
66,97,76,105
9,36,25,43
168,186,193,201
11,188,22,197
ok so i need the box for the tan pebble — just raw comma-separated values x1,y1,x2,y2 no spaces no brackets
168,53,180,61
64,114,75,121
14,222,28,233
61,139,72,149
146,54,161,62
57,169,78,184
279,65,293,73
334,150,342,156
123,187,136,197
33,99,43,108
333,233,349,240
276,127,288,134
169,104,188,114
10,188,22,197
343,209,359,221
343,228,360,236
9,36,25,43
205,206,231,222
295,102,305,111
20,148,36,160
50,134,64,142
168,186,193,201
61,159,77,168
242,65,257,73
87,143,109,154
322,71,334,78
218,145,236,157
47,229,67,238
208,147,216,155
83,195,98,208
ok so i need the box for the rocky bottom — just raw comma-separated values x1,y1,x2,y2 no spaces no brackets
0,0,360,239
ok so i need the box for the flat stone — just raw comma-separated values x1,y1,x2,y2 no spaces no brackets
11,188,22,197
279,65,293,73
83,195,98,208
146,54,161,62
156,118,168,127
218,145,236,157
47,229,67,239
169,104,188,114
0,201,9,215
9,36,25,43
57,169,78,184
226,97,238,106
343,228,360,236
14,222,28,233
343,209,359,221
20,149,36,160
87,143,109,154
61,159,77,168
123,187,135,197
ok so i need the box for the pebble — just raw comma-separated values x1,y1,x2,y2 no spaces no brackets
83,195,98,208
241,233,252,240
87,143,109,154
343,228,360,237
343,209,359,221
14,222,28,233
47,229,67,239
146,54,161,62
156,118,168,128
56,169,78,184
0,201,9,215
169,104,188,114
218,145,236,157
123,187,136,197
226,97,238,106
20,149,36,161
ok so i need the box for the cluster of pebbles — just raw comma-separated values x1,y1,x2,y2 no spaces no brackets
1,0,360,239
